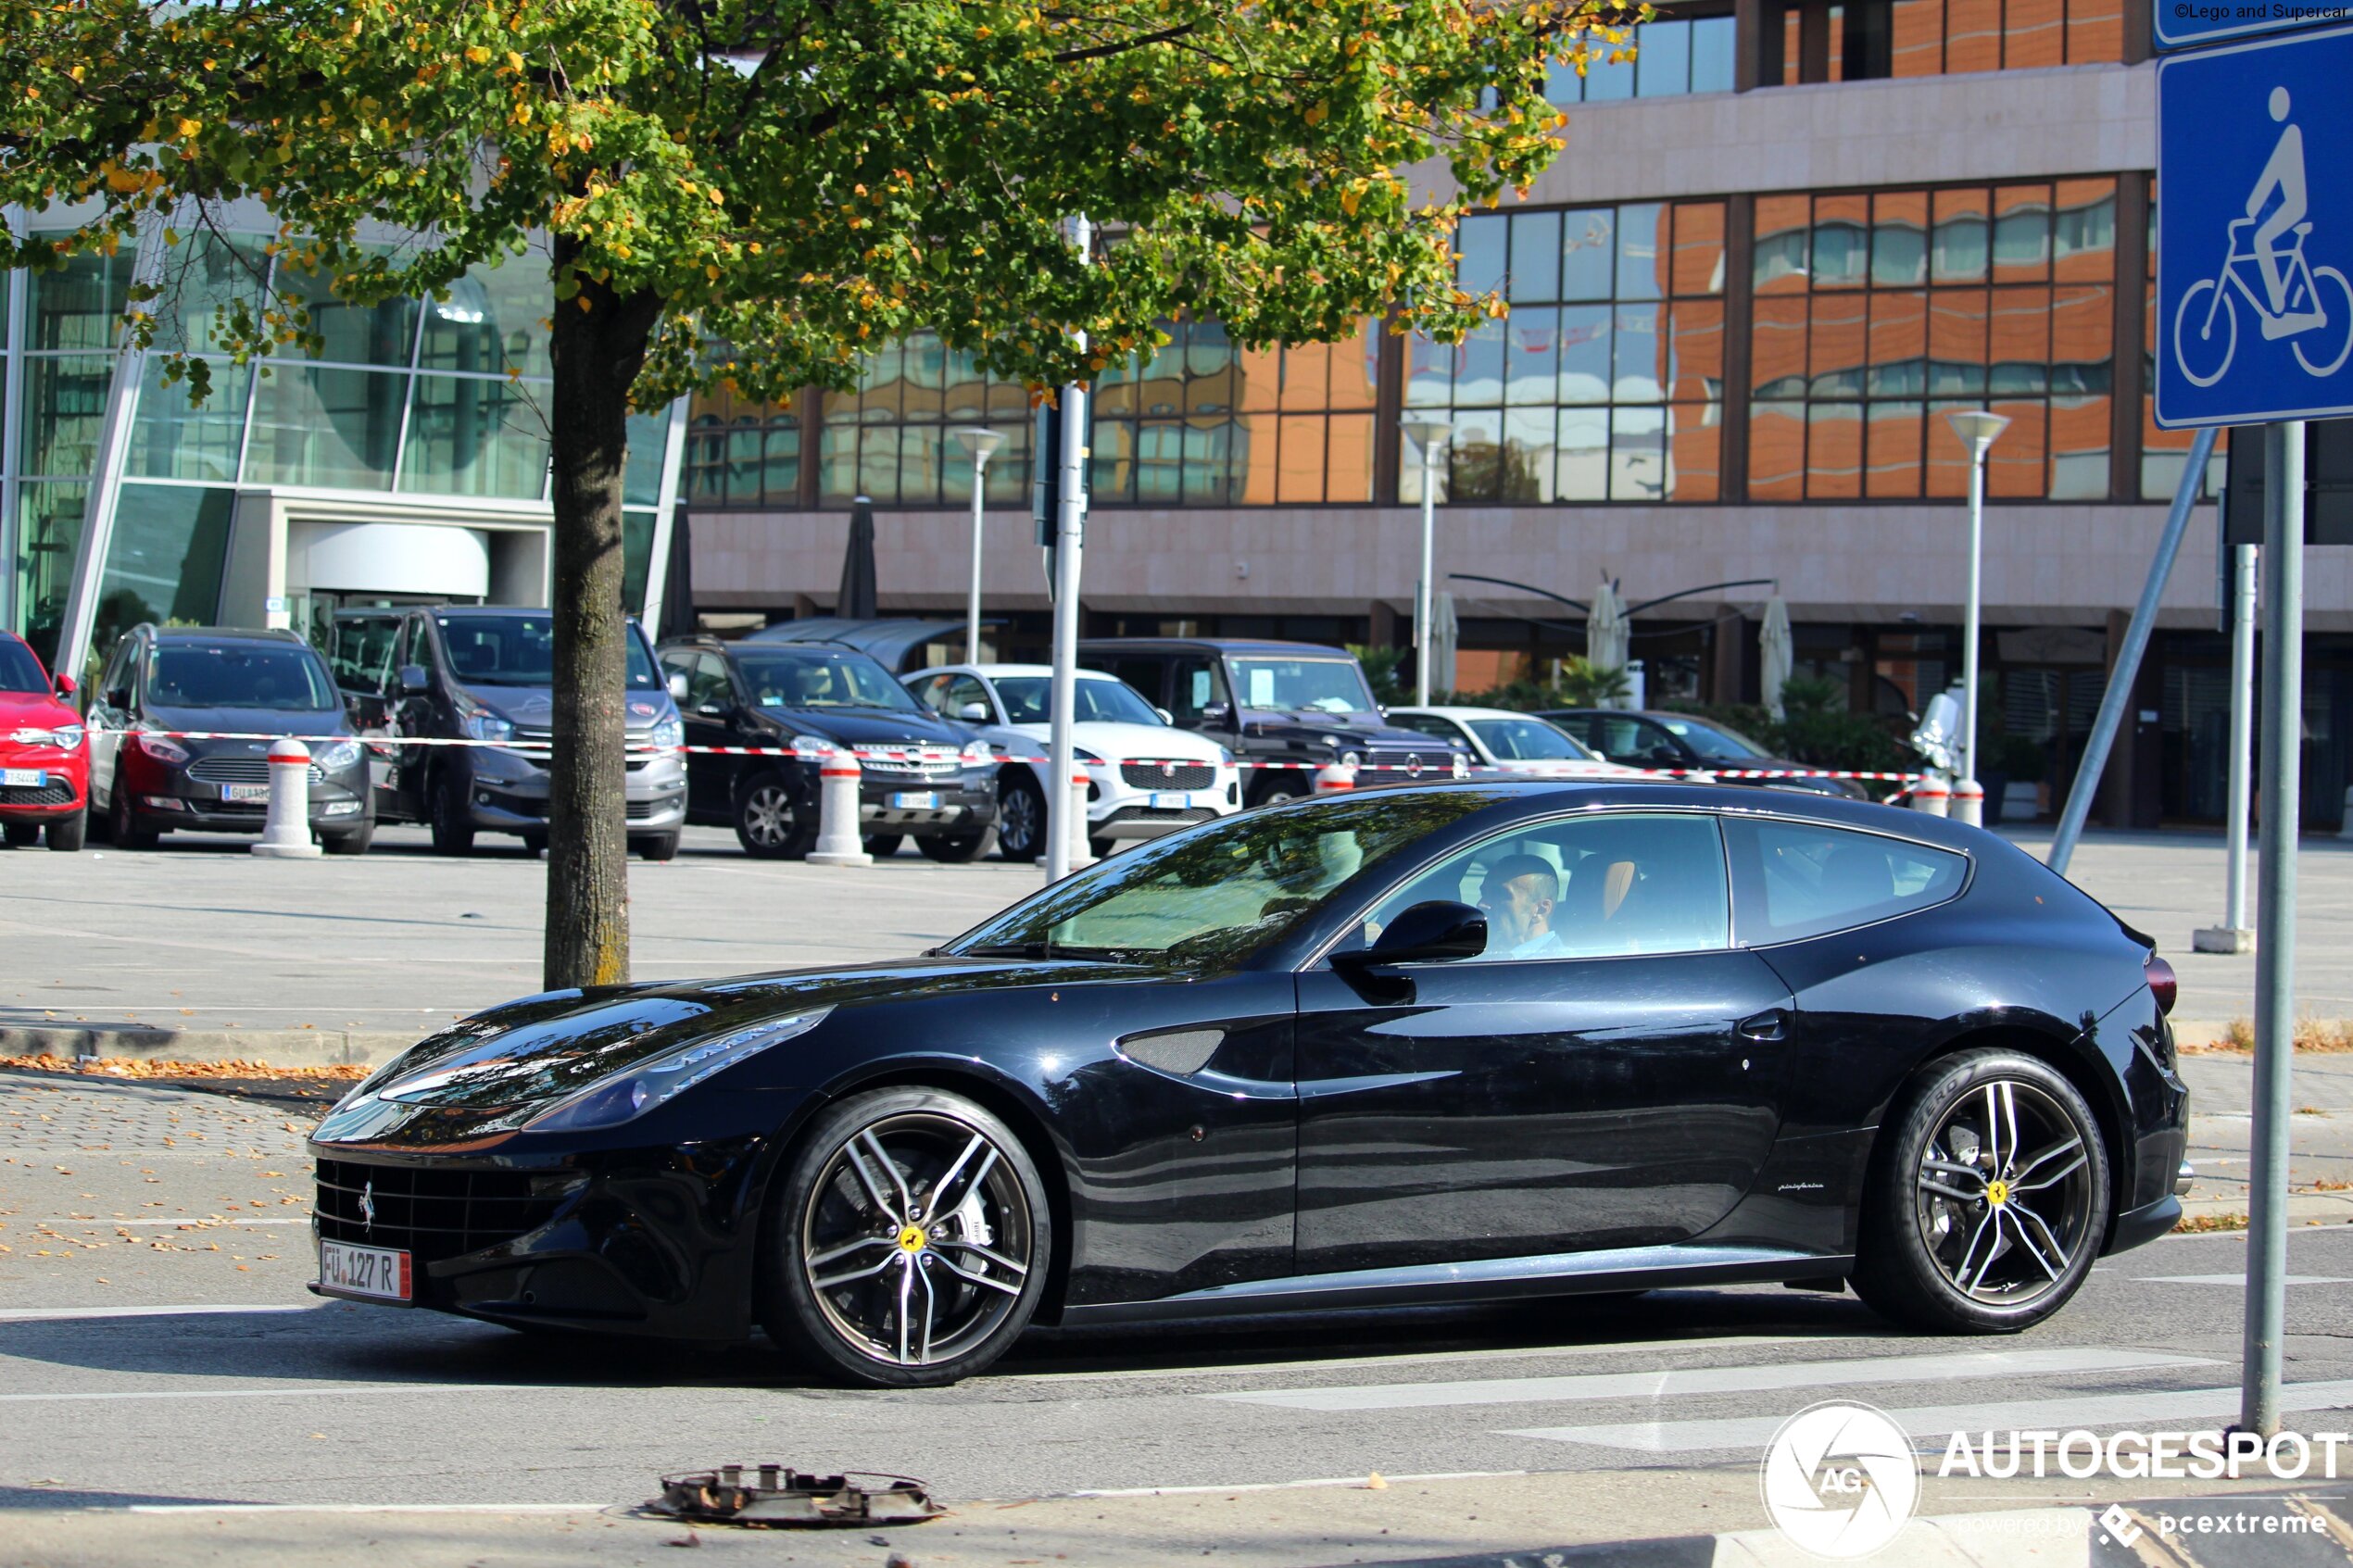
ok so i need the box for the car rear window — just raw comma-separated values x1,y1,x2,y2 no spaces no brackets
1725,818,1967,946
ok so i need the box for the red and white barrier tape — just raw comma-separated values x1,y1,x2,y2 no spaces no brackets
117,730,1921,785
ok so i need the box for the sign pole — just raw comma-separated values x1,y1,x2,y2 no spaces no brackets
2243,418,2304,1437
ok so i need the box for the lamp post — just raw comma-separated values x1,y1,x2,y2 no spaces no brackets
1400,416,1453,707
1945,408,2009,826
952,427,1006,666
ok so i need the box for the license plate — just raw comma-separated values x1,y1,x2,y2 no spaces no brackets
1,769,40,788
222,783,271,802
318,1239,411,1302
1151,792,1189,809
888,791,940,809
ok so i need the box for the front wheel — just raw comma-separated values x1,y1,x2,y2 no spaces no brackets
428,773,475,856
2293,265,2353,378
862,833,904,859
1852,1049,2108,1335
762,1088,1051,1387
917,828,992,863
46,809,87,852
735,771,814,859
1249,774,1305,809
321,820,373,856
633,832,681,862
995,774,1046,861
110,777,158,849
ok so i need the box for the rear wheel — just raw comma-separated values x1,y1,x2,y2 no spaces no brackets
762,1087,1051,1387
994,775,1046,861
2,822,38,847
862,833,904,858
428,772,475,856
734,771,813,859
1852,1049,2108,1335
45,809,86,852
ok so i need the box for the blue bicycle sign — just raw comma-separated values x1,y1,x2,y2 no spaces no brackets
2157,25,2353,427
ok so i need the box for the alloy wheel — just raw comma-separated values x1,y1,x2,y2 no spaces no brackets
798,1110,1035,1369
1913,1078,2096,1309
743,784,795,848
998,781,1041,859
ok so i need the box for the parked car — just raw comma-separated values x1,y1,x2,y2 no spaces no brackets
658,635,998,860
1542,708,1869,800
86,625,372,852
0,631,89,851
310,780,2188,1386
1077,638,1467,807
1387,706,1640,781
331,607,686,859
903,663,1240,861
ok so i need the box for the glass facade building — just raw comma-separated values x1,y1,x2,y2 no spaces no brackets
1,211,684,684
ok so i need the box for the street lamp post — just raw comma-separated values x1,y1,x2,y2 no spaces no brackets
1945,408,2009,826
952,428,1005,666
1399,417,1453,708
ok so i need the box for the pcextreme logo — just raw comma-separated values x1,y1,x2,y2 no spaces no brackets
1758,1401,1922,1559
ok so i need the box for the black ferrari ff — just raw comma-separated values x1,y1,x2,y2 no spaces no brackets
309,782,2189,1386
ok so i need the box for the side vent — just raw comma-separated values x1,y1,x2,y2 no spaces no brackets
1115,1029,1226,1077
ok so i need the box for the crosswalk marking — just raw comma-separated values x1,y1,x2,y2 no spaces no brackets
1504,1377,2353,1452
1210,1347,2214,1413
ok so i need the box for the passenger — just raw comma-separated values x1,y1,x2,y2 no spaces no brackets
1476,851,1569,960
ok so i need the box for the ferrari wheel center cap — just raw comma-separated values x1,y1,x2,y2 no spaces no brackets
896,1223,928,1253
1985,1179,2010,1207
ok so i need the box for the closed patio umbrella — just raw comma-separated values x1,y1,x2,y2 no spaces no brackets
1760,595,1794,719
1428,590,1459,698
1587,578,1628,702
837,495,878,621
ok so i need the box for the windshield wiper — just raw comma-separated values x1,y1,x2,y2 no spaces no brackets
962,942,1052,959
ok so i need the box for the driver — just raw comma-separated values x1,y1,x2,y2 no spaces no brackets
1477,852,1568,960
2246,85,2309,322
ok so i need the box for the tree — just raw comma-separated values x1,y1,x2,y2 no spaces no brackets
4,0,1621,987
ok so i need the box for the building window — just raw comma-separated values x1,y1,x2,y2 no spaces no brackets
1405,200,1727,504
1761,0,2123,82
1748,179,2117,501
686,391,802,509
814,332,1033,508
1092,320,1379,507
1545,10,1737,100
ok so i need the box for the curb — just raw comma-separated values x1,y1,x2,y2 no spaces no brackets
1,1025,421,1068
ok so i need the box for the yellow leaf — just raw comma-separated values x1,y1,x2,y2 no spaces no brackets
464,44,490,63
174,116,202,136
506,50,525,72
1340,185,1362,218
1304,102,1327,126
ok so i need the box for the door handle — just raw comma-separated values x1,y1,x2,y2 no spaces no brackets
1736,1010,1790,1043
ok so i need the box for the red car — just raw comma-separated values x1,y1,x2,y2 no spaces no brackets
0,632,88,851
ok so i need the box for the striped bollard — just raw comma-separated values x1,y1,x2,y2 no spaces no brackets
1951,776,1984,827
806,749,872,866
1067,770,1096,870
1911,772,1951,818
1314,762,1358,793
250,737,322,859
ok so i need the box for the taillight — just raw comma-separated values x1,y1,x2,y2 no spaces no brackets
2145,954,2178,1016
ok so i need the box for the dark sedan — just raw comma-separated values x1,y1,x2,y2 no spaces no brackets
309,782,2188,1386
1543,709,1872,799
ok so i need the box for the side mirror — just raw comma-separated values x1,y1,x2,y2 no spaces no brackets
1334,900,1487,973
667,671,690,703
1153,706,1173,724
397,664,430,696
958,701,990,722
53,673,77,697
1199,701,1232,727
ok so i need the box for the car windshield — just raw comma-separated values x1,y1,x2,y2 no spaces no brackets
1468,717,1593,761
1656,715,1770,761
0,638,47,695
148,644,335,711
438,615,660,689
945,793,1489,971
736,649,923,711
1232,658,1377,714
993,675,1163,726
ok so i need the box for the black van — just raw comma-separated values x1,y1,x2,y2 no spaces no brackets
1076,637,1467,807
330,607,688,858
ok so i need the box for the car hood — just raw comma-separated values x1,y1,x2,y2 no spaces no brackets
465,686,672,732
0,690,78,731
749,705,969,748
999,720,1227,761
140,704,351,745
310,957,1138,1145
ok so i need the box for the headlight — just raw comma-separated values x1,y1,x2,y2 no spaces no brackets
523,1008,834,1133
789,734,837,759
962,739,995,763
311,738,362,771
137,733,190,765
461,710,513,743
649,716,684,750
9,725,82,749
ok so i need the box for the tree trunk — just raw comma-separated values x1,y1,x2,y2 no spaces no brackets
543,245,662,991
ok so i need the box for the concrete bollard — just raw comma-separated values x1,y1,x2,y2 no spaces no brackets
1066,770,1096,870
805,749,872,866
1951,776,1984,827
250,737,322,859
1314,762,1358,793
1911,773,1950,818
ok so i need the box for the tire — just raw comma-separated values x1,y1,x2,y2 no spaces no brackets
1087,835,1117,860
1249,773,1305,809
862,834,904,858
428,772,476,856
634,832,681,862
995,774,1046,862
734,771,814,859
521,832,547,858
1851,1048,2109,1336
321,820,373,857
761,1087,1051,1387
917,828,991,863
2,822,38,848
110,777,159,849
45,809,87,852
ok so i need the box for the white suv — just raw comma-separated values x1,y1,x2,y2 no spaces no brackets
906,664,1240,861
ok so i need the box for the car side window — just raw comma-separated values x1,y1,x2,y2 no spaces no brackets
683,654,732,711
1104,659,1166,706
1725,819,1968,947
331,616,401,696
1586,713,1675,760
97,637,133,707
944,674,991,719
1167,657,1230,721
1392,714,1466,743
1339,813,1731,962
400,617,441,680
